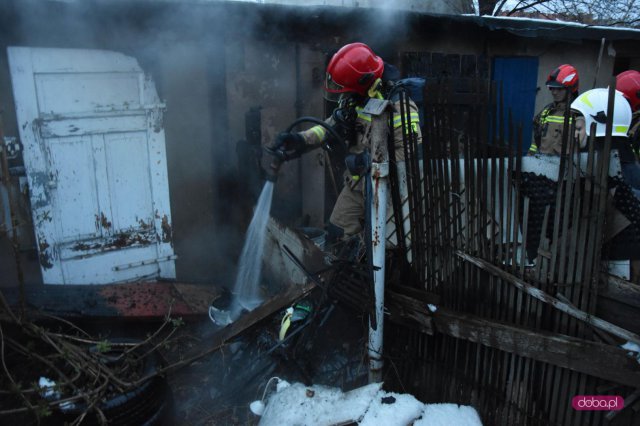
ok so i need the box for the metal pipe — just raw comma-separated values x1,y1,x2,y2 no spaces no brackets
367,103,390,383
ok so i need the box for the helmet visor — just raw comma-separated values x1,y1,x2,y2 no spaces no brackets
324,72,345,102
324,91,344,102
325,72,344,93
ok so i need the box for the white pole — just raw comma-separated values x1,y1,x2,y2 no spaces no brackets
367,103,390,383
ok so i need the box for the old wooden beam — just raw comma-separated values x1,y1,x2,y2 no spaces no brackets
385,289,640,388
437,305,638,389
603,273,640,302
386,289,434,335
456,250,640,346
596,275,640,336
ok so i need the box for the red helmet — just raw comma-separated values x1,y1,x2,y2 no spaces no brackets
546,64,579,93
325,42,384,97
616,70,640,112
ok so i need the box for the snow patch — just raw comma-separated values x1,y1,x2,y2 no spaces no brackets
258,382,381,425
621,341,640,363
415,403,483,426
360,391,424,425
257,382,483,425
250,400,266,416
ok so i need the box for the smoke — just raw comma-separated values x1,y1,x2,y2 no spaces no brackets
0,0,471,287
3,0,270,284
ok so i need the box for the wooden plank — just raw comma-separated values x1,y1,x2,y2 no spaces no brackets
602,273,640,302
385,290,640,388
455,250,640,346
386,290,434,335
431,308,640,388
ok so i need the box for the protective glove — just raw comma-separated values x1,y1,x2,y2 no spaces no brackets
264,132,306,162
344,151,371,180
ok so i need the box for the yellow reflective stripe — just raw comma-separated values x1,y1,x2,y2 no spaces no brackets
615,125,629,134
310,125,326,140
529,143,538,152
357,111,372,122
542,115,573,124
393,112,420,128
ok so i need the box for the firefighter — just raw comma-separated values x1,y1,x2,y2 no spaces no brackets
571,88,639,193
615,71,640,283
529,64,580,155
266,42,421,241
616,70,640,159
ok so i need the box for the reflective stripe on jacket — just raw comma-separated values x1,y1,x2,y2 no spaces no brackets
299,99,422,164
531,102,573,155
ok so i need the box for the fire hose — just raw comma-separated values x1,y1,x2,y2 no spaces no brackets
264,117,344,181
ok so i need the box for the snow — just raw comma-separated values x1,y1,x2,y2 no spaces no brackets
38,377,60,399
427,304,438,312
255,380,483,425
360,392,424,426
416,403,483,426
464,14,640,33
258,382,381,425
621,341,640,363
250,400,266,416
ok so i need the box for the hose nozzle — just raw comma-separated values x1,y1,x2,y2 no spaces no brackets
265,157,283,182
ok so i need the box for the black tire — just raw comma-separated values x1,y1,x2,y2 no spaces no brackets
50,339,171,426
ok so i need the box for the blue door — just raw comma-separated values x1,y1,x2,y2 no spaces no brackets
492,57,538,153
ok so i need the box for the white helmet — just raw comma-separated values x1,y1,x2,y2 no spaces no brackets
570,88,632,137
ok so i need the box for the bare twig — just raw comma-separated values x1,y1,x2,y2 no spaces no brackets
0,322,38,421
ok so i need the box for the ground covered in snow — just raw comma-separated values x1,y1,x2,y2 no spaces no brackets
255,381,483,426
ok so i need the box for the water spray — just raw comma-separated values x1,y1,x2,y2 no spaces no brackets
209,118,344,327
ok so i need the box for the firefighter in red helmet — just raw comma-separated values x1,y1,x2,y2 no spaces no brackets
267,42,421,241
324,42,385,99
617,70,640,112
616,70,640,159
529,64,579,155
